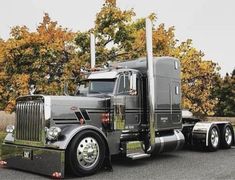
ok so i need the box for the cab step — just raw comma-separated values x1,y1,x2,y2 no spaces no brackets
126,153,150,160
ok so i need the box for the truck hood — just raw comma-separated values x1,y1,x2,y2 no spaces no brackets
17,95,110,125
49,95,109,119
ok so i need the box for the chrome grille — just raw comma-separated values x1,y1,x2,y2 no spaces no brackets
16,100,44,141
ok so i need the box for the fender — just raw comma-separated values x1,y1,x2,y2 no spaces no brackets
192,121,231,146
51,124,109,150
52,124,113,170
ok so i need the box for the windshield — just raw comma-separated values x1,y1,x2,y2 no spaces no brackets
89,79,115,94
87,79,116,94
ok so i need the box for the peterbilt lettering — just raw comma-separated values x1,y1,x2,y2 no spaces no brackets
1,19,234,178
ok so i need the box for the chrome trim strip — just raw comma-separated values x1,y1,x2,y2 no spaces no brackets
174,130,180,151
159,137,164,153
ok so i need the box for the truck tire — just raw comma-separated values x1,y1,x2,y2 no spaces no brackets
66,130,106,177
207,125,220,152
221,124,233,149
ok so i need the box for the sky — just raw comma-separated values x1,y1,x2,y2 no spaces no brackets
0,0,234,76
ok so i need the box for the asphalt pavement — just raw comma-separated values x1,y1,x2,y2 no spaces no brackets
0,147,234,180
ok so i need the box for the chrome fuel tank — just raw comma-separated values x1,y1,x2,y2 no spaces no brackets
150,130,185,154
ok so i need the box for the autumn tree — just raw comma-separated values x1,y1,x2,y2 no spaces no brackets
170,40,219,116
0,0,220,116
1,13,77,112
74,0,219,116
126,23,219,116
213,70,235,116
74,0,136,66
0,38,7,110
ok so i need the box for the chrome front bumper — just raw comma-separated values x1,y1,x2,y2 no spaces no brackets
1,143,65,178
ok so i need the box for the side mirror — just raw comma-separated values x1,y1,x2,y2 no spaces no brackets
63,82,69,96
75,82,88,96
129,73,137,95
64,81,76,96
117,72,137,95
74,83,80,95
130,73,137,90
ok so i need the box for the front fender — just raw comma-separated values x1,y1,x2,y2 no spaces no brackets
51,124,113,170
50,124,108,150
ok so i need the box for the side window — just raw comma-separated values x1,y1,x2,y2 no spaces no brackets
118,75,130,94
118,73,138,95
118,75,124,93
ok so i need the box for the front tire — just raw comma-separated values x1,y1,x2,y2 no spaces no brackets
207,125,220,152
221,124,233,149
66,130,106,177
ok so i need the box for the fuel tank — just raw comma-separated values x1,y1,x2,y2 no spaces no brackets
150,130,185,154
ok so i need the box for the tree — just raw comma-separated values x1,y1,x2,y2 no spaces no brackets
74,0,136,71
74,0,218,116
0,13,77,112
0,1,220,116
170,40,219,116
0,38,7,110
213,69,235,116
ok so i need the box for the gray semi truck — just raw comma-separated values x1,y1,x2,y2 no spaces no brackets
0,19,234,178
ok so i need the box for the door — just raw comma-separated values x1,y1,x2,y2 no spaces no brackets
116,71,141,130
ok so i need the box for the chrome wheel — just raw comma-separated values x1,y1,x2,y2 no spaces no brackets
225,127,232,145
67,130,105,176
211,128,219,148
76,137,100,169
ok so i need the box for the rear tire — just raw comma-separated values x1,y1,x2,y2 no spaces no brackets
66,130,106,177
207,125,220,152
221,124,233,149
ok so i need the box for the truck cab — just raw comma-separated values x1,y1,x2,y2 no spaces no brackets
81,68,144,131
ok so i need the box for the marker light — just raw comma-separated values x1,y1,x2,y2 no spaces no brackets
52,172,62,179
101,113,110,124
0,160,7,166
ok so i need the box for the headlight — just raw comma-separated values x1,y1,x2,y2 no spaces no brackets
6,125,15,133
46,126,61,141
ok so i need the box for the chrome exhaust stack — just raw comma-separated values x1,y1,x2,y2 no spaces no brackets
90,33,96,69
146,18,156,152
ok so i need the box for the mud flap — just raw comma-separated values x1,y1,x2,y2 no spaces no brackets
103,155,113,171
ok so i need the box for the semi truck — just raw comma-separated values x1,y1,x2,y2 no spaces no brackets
0,19,234,178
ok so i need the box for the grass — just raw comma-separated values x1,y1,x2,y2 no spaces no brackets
0,111,15,159
0,131,6,159
0,131,6,140
0,131,6,144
